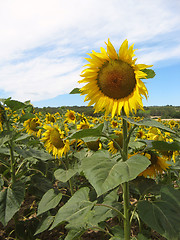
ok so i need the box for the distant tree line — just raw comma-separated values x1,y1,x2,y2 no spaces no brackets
35,105,180,119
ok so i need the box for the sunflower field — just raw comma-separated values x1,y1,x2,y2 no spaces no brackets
0,40,180,240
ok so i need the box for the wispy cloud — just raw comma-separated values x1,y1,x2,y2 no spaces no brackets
0,0,180,102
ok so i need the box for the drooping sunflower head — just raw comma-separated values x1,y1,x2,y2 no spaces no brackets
138,151,170,178
41,124,70,159
108,130,123,154
86,138,102,151
79,39,153,118
23,117,42,137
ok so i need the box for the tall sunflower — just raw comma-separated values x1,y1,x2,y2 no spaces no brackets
41,124,70,159
79,39,152,117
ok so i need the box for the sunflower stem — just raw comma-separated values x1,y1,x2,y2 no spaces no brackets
122,109,130,240
65,154,74,196
5,111,16,184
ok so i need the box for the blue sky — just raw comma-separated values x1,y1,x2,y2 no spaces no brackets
0,0,180,107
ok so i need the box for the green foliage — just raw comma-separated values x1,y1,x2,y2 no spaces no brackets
37,189,62,216
69,88,81,94
80,150,150,196
0,181,25,226
141,69,156,79
0,97,179,239
67,123,104,139
50,187,95,229
138,185,180,240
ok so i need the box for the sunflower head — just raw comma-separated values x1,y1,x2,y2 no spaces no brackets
79,39,153,118
138,151,170,178
108,130,123,154
65,110,76,124
24,117,42,137
86,138,102,151
41,124,70,158
45,113,56,124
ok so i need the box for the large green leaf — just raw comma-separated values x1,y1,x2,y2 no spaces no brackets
67,123,104,140
65,229,85,240
81,150,150,196
4,99,26,111
0,181,25,226
148,140,180,151
37,189,62,216
19,113,35,122
123,117,175,133
138,186,180,240
54,168,78,183
35,215,54,235
50,187,95,230
14,146,52,161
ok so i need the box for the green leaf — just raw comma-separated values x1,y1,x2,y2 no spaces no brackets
20,113,35,122
37,189,62,216
0,147,18,156
123,117,175,133
14,146,52,161
54,168,78,183
65,229,85,240
138,186,180,240
30,174,53,198
0,181,25,226
4,99,26,111
141,69,156,78
50,187,95,230
67,123,104,140
0,131,11,146
110,225,124,239
35,215,54,235
137,234,150,240
131,177,160,196
151,141,180,151
69,88,81,94
81,150,150,196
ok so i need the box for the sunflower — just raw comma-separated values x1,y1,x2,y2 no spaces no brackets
45,113,56,124
79,39,152,117
77,120,92,130
23,117,42,137
138,151,170,178
108,130,123,154
65,110,76,124
86,138,102,151
41,124,70,158
111,120,119,128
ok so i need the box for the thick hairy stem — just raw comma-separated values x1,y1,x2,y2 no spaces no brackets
122,110,130,240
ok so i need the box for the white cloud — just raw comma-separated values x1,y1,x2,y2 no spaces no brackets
0,0,180,102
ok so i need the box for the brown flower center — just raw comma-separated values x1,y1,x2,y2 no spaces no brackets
50,129,65,149
29,119,39,132
69,113,76,120
98,60,136,99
